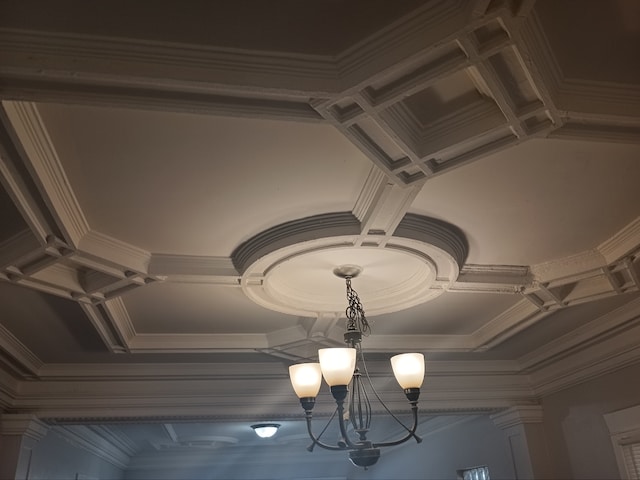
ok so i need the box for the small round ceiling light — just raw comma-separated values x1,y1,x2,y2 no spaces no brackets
251,423,280,438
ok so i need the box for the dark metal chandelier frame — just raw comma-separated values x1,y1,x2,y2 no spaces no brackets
290,267,424,468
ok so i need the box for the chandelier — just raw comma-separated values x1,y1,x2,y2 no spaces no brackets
288,265,425,468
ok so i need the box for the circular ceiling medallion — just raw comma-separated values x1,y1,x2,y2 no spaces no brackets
236,213,466,318
242,240,460,318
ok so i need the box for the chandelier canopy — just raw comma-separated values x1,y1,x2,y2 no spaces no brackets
288,265,425,468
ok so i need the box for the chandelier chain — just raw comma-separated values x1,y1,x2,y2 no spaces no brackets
345,277,371,336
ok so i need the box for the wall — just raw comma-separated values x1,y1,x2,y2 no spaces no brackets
25,429,124,480
124,415,515,480
542,362,640,479
352,415,516,480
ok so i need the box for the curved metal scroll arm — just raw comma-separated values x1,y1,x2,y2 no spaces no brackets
372,402,422,448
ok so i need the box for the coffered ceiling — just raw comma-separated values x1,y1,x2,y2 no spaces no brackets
1,0,640,470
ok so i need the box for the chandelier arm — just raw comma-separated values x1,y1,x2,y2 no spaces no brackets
304,412,344,452
371,405,422,448
358,346,418,437
336,392,361,450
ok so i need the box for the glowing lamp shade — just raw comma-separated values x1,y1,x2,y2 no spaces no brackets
251,423,280,438
289,363,322,398
390,353,425,389
318,348,356,386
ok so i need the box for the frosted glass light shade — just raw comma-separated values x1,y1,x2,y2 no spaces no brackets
252,423,280,438
390,353,425,389
318,348,356,386
289,363,322,398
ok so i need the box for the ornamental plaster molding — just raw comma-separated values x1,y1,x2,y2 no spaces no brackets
519,296,640,373
491,405,544,430
0,29,339,94
528,326,640,397
599,216,640,264
0,322,42,376
77,230,152,276
54,425,133,469
2,101,89,247
149,254,238,284
231,212,361,275
0,414,49,441
471,299,550,351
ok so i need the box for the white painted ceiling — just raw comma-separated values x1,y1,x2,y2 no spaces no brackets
1,0,639,474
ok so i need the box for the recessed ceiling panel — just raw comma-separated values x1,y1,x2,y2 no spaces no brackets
370,291,521,335
535,0,640,84
411,138,640,265
0,282,107,361
36,103,371,256
490,291,640,360
124,282,296,334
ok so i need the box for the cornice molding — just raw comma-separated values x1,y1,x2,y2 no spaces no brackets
127,333,270,352
337,1,468,87
2,101,89,247
0,228,41,269
54,425,132,469
79,303,129,353
352,167,389,225
471,298,546,350
519,296,640,372
453,264,531,293
78,230,151,275
0,105,62,244
0,413,49,441
491,405,543,429
599,216,640,264
531,249,606,283
0,28,339,94
149,254,239,284
529,327,640,397
0,323,43,376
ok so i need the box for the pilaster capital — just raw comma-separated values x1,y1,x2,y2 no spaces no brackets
491,405,544,429
0,414,49,441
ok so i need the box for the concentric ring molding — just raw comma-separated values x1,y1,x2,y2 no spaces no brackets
232,213,468,317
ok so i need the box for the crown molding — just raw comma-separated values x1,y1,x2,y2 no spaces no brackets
0,228,41,269
507,10,562,120
0,28,339,95
529,326,640,397
453,264,531,293
491,405,543,429
555,80,640,118
79,303,129,354
0,413,49,440
599,216,640,264
54,425,132,469
36,361,287,381
149,254,238,284
531,249,606,283
519,295,640,373
0,322,42,376
352,167,389,225
0,107,63,245
552,119,640,145
336,1,468,88
2,101,89,247
471,298,547,350
127,333,269,352
362,334,475,352
78,230,151,275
